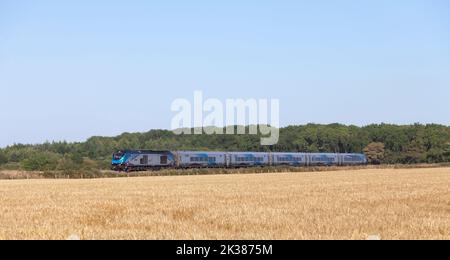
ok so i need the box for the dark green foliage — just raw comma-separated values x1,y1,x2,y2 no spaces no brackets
444,142,450,161
0,150,7,166
0,124,449,171
21,152,60,171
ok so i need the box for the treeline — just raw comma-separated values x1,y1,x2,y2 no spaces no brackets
0,124,449,172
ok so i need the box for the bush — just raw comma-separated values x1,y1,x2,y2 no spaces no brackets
21,152,61,171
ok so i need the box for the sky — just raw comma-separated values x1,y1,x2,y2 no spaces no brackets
0,0,449,147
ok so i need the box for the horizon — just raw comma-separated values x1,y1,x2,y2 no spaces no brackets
1,1,450,147
1,122,448,148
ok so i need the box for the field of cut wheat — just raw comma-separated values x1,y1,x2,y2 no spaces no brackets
0,167,449,240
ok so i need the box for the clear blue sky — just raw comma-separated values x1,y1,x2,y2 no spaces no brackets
0,0,449,147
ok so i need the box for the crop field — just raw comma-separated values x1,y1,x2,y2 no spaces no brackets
0,167,449,240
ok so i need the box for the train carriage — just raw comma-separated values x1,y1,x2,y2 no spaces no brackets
175,151,226,168
340,153,368,165
272,152,307,166
227,152,271,167
308,153,339,166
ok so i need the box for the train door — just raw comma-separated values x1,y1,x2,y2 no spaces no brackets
160,155,168,165
140,155,148,165
174,152,181,167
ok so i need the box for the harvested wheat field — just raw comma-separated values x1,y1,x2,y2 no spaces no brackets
0,167,449,240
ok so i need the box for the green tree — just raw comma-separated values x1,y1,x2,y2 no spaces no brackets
56,155,80,171
444,142,450,162
0,150,7,166
70,152,84,165
402,139,426,164
363,142,386,164
21,152,60,171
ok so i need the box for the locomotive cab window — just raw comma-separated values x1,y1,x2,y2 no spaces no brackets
113,152,124,160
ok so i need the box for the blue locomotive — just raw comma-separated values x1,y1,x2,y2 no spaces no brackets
112,150,367,172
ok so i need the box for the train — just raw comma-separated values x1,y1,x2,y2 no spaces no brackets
111,150,368,172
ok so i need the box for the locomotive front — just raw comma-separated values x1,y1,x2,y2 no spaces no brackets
111,150,127,171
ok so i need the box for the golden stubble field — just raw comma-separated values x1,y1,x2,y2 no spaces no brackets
0,167,449,240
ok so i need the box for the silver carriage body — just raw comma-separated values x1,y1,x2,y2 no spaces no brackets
174,151,227,168
272,152,307,166
227,152,271,167
308,153,339,166
340,153,367,165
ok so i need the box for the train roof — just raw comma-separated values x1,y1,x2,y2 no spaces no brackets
116,150,366,156
120,150,171,154
176,151,228,154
